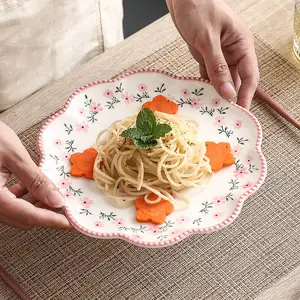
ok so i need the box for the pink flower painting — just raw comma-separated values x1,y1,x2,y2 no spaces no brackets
234,167,248,178
76,123,89,132
95,221,104,228
80,197,94,208
232,145,241,157
234,120,243,129
191,97,201,109
213,196,225,206
113,218,126,226
59,179,72,189
54,139,63,147
79,109,85,116
181,89,190,96
138,84,148,92
214,116,225,128
212,98,220,106
122,92,134,104
89,102,103,112
103,89,113,98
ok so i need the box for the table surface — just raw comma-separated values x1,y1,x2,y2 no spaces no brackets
1,0,299,299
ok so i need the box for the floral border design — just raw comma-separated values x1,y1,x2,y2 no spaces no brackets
37,69,267,248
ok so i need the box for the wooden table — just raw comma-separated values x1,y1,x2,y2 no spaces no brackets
1,0,298,299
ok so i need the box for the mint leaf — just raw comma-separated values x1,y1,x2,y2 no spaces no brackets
134,139,157,149
140,135,154,143
119,108,172,149
152,124,172,139
120,128,142,139
139,120,154,136
136,108,156,134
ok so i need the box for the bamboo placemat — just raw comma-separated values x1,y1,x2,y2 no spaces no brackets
1,34,299,300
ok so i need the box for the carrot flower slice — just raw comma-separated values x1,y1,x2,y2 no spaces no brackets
142,95,179,114
205,142,235,171
136,194,174,225
70,148,98,180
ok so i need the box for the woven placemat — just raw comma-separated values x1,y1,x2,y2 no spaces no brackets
1,34,300,300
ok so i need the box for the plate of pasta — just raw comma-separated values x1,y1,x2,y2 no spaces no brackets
38,69,267,247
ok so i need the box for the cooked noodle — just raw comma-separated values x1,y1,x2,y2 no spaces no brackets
93,111,212,209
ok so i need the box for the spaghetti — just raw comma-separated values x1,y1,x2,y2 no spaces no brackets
93,111,212,209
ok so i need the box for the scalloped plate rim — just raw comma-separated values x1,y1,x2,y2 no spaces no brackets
37,68,267,248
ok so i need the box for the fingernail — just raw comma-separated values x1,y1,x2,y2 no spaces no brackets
219,82,236,100
46,190,65,208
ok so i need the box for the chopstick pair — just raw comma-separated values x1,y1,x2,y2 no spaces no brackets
0,266,31,300
255,86,300,130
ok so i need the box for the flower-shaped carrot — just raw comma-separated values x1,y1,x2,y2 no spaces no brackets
205,142,234,171
136,194,174,225
142,95,179,114
70,148,98,180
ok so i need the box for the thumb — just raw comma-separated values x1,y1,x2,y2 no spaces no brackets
199,40,236,100
8,157,64,208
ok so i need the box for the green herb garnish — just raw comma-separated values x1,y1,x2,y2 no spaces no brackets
121,108,172,149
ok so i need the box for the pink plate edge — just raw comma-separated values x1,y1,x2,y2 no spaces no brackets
37,68,267,248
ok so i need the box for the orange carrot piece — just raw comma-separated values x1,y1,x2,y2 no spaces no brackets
136,194,174,225
70,148,98,180
205,142,234,171
142,95,179,114
147,193,159,201
223,152,235,166
218,142,235,166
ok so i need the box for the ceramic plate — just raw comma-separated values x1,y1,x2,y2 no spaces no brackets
38,70,267,248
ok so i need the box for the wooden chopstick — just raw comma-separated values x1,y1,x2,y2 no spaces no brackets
0,266,31,300
255,86,300,129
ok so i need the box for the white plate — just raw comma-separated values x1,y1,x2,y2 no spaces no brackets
38,70,267,248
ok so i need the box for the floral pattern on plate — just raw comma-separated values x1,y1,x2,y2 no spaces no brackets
38,69,267,248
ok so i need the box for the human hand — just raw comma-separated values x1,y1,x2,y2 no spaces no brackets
166,0,259,109
0,121,71,230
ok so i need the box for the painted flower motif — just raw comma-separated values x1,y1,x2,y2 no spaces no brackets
147,225,162,234
80,197,94,208
54,139,63,147
243,182,253,189
112,218,126,226
234,120,243,129
121,92,134,104
214,116,225,128
246,156,253,165
181,89,190,96
138,83,148,92
95,221,104,228
59,179,72,189
212,98,220,106
167,94,176,102
132,234,143,240
89,102,103,112
76,123,89,132
234,167,248,178
213,196,225,206
191,97,201,109
64,192,72,199
170,230,182,236
232,145,241,157
212,212,222,219
103,89,113,98
60,152,71,161
176,216,188,224
79,109,85,116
